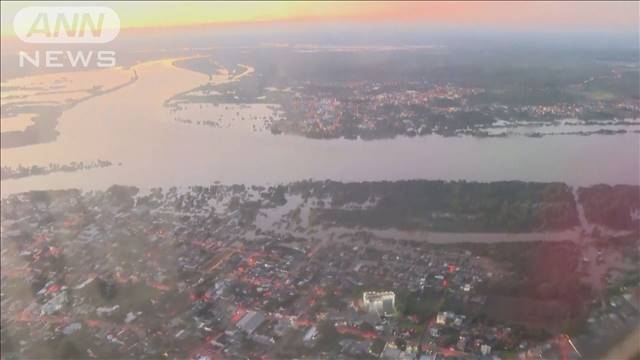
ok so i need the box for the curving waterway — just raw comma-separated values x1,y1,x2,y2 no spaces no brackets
1,58,639,196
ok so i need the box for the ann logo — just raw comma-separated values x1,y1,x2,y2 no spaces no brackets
14,7,120,44
26,12,105,39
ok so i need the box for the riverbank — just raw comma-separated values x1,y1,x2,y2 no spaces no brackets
2,58,639,198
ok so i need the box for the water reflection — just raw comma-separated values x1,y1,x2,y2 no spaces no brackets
1,59,638,196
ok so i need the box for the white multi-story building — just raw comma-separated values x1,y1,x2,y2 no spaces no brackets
362,291,395,317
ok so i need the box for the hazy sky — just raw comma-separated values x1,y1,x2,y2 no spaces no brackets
2,1,639,37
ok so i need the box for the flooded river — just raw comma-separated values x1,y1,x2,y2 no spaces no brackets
1,58,639,196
